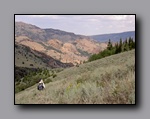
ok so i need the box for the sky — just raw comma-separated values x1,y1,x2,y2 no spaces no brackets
15,15,135,36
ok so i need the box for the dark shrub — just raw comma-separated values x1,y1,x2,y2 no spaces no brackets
30,64,34,66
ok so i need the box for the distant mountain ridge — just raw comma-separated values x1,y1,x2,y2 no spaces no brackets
15,22,90,42
90,31,135,42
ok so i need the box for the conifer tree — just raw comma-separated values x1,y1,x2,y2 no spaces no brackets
115,42,119,54
124,38,129,51
129,37,133,50
118,38,123,52
107,39,113,50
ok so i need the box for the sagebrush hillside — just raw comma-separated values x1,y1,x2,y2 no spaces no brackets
15,43,73,68
15,50,135,104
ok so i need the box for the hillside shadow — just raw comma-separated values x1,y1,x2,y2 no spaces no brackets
15,16,141,111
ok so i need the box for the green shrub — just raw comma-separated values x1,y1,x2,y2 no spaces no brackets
52,74,57,78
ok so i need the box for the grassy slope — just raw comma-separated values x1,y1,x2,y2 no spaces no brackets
15,50,135,104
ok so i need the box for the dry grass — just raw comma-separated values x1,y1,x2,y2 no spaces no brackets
15,50,135,104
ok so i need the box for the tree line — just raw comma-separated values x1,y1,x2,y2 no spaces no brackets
88,37,135,62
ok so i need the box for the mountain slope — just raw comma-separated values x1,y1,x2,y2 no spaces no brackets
15,22,91,42
15,50,135,104
91,31,135,42
44,28,90,42
15,43,74,68
15,22,105,65
15,22,47,42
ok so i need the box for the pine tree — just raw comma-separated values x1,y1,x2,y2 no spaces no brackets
115,42,119,54
118,38,123,52
124,38,129,51
128,37,133,50
107,39,113,50
130,38,135,49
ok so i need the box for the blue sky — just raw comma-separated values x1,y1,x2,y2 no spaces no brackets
15,15,135,36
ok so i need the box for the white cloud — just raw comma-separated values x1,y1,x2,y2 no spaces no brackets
108,15,127,20
15,15,135,35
